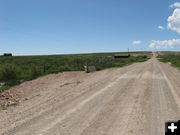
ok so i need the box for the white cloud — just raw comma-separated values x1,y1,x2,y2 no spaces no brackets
132,40,142,45
170,2,180,8
167,8,180,34
158,25,165,30
149,39,180,49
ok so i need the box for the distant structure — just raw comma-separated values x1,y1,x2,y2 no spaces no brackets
114,54,130,58
84,66,96,73
3,53,12,56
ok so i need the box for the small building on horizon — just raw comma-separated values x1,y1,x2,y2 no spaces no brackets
114,54,130,58
3,53,12,56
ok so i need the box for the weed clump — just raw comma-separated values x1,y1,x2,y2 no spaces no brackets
30,65,43,78
0,64,20,85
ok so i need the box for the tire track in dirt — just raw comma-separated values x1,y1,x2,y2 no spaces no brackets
0,58,180,135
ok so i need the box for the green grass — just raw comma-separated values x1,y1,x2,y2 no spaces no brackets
0,85,12,93
0,52,150,92
158,54,180,69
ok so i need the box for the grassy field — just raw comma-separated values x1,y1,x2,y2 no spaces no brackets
0,52,151,92
157,52,180,69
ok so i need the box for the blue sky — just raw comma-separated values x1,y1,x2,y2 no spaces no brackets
0,0,180,55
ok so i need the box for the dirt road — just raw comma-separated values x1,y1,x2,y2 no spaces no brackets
0,58,180,135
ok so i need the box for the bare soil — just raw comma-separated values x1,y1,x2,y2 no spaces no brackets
0,57,180,135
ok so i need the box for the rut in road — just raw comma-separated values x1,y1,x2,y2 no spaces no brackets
0,58,180,135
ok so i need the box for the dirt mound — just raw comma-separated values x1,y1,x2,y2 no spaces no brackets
0,71,86,109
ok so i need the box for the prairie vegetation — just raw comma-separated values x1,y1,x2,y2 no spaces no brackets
158,52,180,69
0,52,150,92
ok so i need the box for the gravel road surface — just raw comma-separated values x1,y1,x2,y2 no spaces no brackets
0,57,180,135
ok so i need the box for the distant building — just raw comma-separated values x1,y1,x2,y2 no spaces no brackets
114,54,130,58
3,53,12,56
